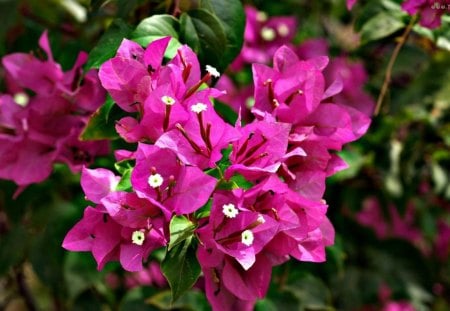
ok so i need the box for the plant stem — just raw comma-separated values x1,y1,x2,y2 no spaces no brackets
374,15,417,116
14,265,37,311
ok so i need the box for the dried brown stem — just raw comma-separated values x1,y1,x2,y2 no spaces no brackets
375,15,418,115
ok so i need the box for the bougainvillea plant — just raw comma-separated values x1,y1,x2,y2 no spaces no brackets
62,24,371,309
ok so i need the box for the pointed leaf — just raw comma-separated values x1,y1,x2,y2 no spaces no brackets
161,237,201,303
86,19,132,69
168,216,196,251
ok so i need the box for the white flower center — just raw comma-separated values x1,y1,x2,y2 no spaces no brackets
261,27,276,41
241,230,254,246
148,173,164,188
222,203,239,218
256,11,268,22
191,102,207,114
205,65,220,78
161,95,176,106
277,23,290,37
13,92,29,107
132,230,145,246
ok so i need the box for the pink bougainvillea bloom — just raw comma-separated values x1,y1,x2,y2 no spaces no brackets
231,6,297,70
62,207,122,269
125,261,168,288
156,93,240,169
99,37,171,112
131,143,217,214
197,190,279,270
225,119,291,180
80,167,121,204
63,191,169,271
346,0,357,10
402,0,450,29
435,220,450,261
198,247,269,311
296,39,375,117
356,197,423,248
0,31,108,186
252,47,325,125
383,301,416,311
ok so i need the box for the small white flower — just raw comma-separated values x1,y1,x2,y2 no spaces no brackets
261,26,276,41
241,230,254,246
148,173,164,188
191,102,208,114
256,11,268,22
13,92,29,107
222,203,239,218
131,230,145,246
205,65,220,78
277,23,290,37
161,95,176,106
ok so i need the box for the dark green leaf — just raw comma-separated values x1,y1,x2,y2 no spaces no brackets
131,14,181,58
161,237,201,303
214,100,238,125
80,96,122,140
86,19,132,69
179,9,227,72
360,12,405,44
168,216,196,251
200,0,245,69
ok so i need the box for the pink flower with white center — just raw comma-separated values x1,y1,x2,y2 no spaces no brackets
131,143,217,214
156,92,240,169
63,191,169,272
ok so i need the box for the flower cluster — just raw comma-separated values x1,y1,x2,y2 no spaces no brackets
0,31,109,187
230,5,297,70
63,35,371,310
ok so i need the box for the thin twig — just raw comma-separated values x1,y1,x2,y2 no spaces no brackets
14,265,37,311
374,15,418,116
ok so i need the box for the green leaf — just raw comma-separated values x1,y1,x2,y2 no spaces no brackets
360,12,405,44
214,100,238,125
168,216,196,251
161,237,201,303
200,0,245,70
194,199,212,219
179,9,227,72
86,19,132,69
80,96,123,140
229,174,253,190
131,14,181,58
116,168,133,192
